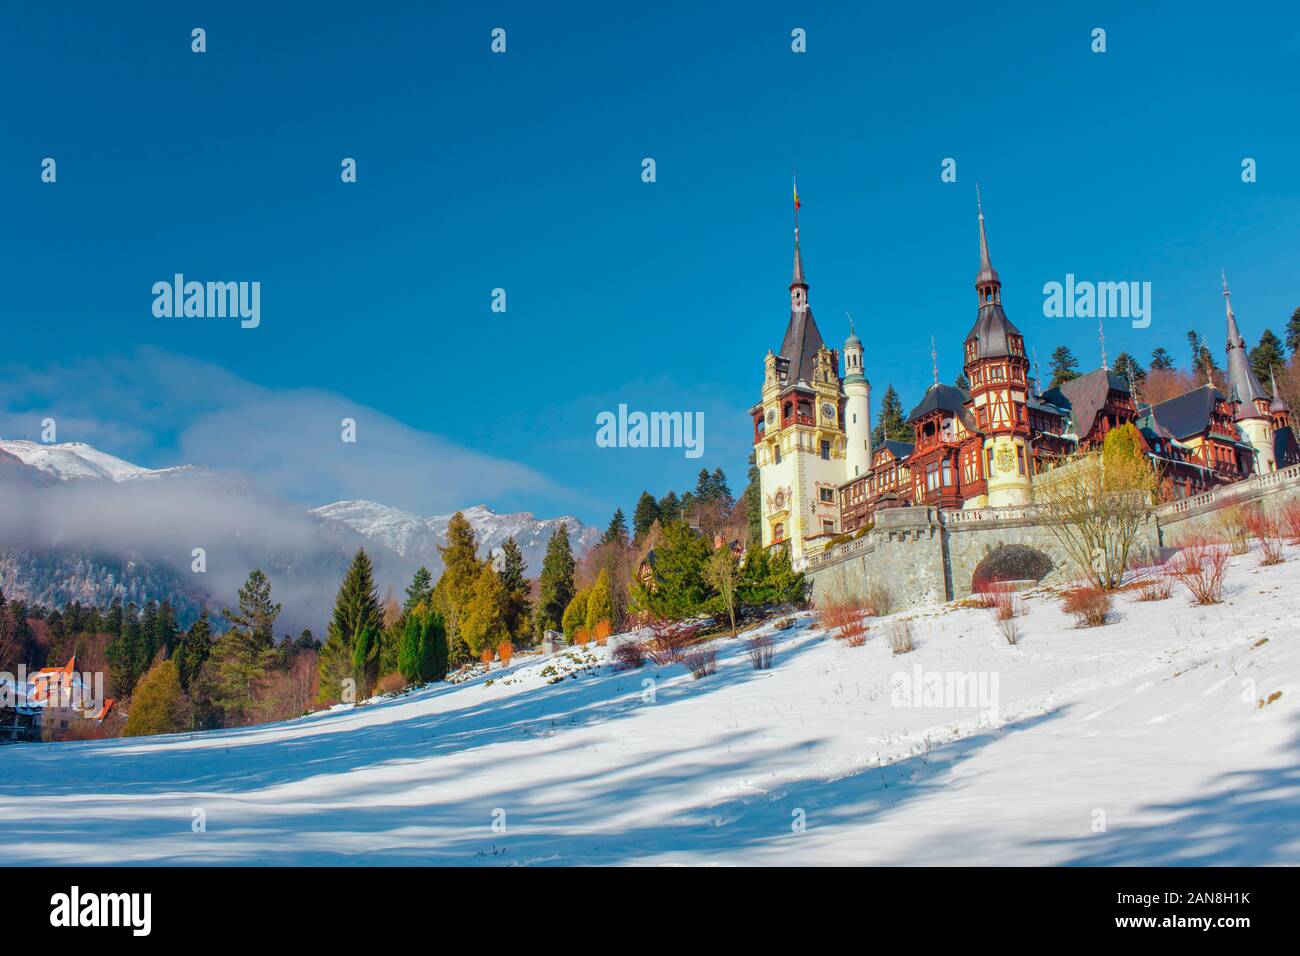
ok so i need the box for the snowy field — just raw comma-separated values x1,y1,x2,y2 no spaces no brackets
3,547,1298,866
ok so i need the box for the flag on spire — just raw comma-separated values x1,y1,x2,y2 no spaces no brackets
792,175,801,211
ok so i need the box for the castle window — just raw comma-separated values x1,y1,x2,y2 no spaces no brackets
773,523,784,542
774,446,782,464
942,459,953,486
1017,446,1026,474
822,519,835,535
819,487,834,503
821,441,831,460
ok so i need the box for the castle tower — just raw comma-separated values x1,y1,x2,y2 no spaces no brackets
962,189,1032,507
842,316,872,479
750,211,847,567
1222,272,1276,473
1270,366,1292,432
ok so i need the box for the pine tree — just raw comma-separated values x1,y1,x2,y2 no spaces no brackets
419,608,448,681
1048,346,1079,388
658,490,681,524
351,625,380,698
1187,330,1219,378
953,372,970,391
533,522,575,637
602,508,629,545
124,660,187,737
585,569,614,632
1287,307,1300,356
175,611,213,692
693,468,713,502
631,491,660,540
497,537,530,639
222,570,281,650
709,467,734,508
403,566,433,612
1112,352,1145,388
1149,347,1174,371
870,385,910,446
318,550,383,703
1250,329,1286,386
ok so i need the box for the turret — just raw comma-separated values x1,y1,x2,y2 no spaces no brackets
843,316,872,478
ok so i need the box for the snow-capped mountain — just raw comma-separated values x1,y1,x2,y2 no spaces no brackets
311,499,601,572
0,439,598,628
0,439,206,483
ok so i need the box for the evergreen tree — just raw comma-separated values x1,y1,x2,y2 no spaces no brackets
351,625,380,698
744,452,762,547
533,522,575,637
174,611,213,693
461,563,510,658
222,570,281,649
1250,329,1286,386
124,660,187,737
497,537,530,639
403,566,433,612
1112,352,1145,388
953,372,970,391
1048,346,1080,388
870,385,910,446
1149,347,1175,371
1287,307,1300,356
561,586,591,639
709,467,734,508
208,570,282,724
318,550,383,703
1187,330,1219,378
585,569,614,632
658,490,681,524
693,468,713,502
635,522,714,619
432,512,483,667
602,508,629,545
631,491,660,540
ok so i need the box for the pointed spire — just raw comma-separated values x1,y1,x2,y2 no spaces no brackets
1271,365,1290,413
1099,315,1108,371
931,336,939,388
974,184,1001,303
1032,347,1042,397
1221,269,1269,413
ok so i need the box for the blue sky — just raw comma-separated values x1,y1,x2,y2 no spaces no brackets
2,1,1298,525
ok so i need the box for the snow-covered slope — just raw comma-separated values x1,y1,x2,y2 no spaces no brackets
0,440,203,483
4,545,1297,866
312,499,601,567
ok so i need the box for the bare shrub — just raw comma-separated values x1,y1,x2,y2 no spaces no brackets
885,619,915,655
996,615,1021,645
593,620,612,646
977,582,1022,621
574,627,591,646
864,583,893,617
1216,506,1252,555
842,621,868,647
747,633,773,670
1281,501,1300,545
611,638,647,670
682,646,717,679
1170,537,1230,605
1062,586,1112,627
1134,564,1173,602
1244,509,1286,566
497,640,514,666
646,619,697,666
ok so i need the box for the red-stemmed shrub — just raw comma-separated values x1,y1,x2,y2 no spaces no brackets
1170,536,1230,605
645,618,697,666
682,646,717,679
1281,501,1300,545
747,633,774,670
1062,586,1112,627
612,638,647,670
1244,508,1286,566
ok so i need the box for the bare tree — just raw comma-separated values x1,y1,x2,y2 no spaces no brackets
1034,443,1158,590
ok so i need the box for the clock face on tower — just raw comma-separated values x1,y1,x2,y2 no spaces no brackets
821,403,835,422
766,409,776,425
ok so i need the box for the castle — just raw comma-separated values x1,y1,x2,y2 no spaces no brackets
751,195,1300,568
